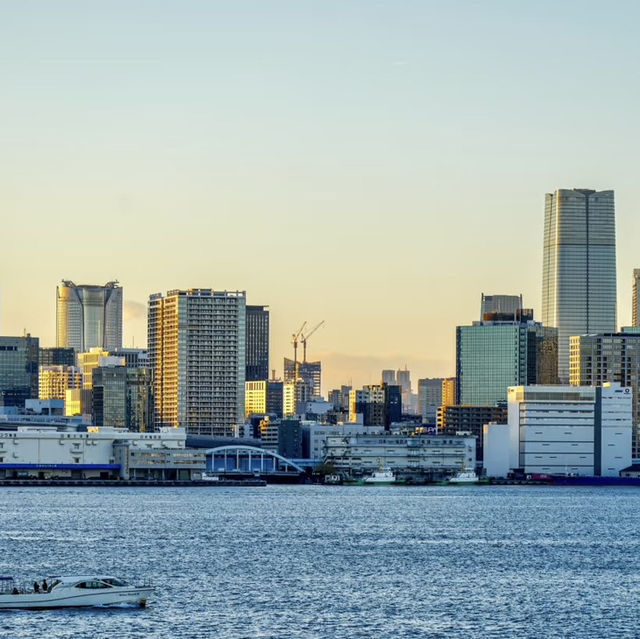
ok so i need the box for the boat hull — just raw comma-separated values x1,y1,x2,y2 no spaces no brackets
0,586,154,610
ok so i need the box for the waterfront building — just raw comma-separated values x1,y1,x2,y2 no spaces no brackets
0,426,204,480
348,384,401,429
441,378,456,407
570,331,640,458
482,423,510,478
56,280,123,352
633,269,640,327
417,378,443,424
507,383,631,477
480,294,523,319
39,347,75,367
246,305,269,382
456,305,557,406
148,289,246,437
302,422,383,460
38,366,82,401
0,335,39,407
437,404,508,461
542,189,617,382
324,433,476,475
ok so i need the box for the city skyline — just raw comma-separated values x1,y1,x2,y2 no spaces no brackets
2,3,640,391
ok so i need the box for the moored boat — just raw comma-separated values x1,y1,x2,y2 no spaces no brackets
363,467,396,485
0,575,153,609
447,470,480,485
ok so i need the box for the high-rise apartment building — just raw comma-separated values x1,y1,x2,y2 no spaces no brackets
542,189,617,382
56,281,123,352
0,335,39,407
148,289,246,437
245,305,269,382
633,269,640,328
441,378,456,407
570,330,640,458
39,365,82,400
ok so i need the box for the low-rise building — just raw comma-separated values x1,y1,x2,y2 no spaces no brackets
0,426,204,480
324,433,476,476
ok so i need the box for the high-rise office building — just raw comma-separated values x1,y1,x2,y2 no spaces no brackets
417,378,443,424
633,269,640,328
148,289,246,436
39,347,75,367
245,305,269,382
570,330,640,458
456,304,557,406
542,189,617,382
0,335,39,407
56,281,123,352
480,294,523,319
381,370,396,385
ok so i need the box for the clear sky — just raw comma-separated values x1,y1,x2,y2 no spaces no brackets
2,1,639,392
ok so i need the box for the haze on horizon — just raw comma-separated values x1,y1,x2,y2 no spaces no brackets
2,1,639,392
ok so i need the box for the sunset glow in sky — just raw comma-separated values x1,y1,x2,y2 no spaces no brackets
2,1,639,391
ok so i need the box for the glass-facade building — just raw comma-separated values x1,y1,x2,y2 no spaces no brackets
456,315,558,406
633,269,640,328
542,189,617,382
57,281,123,352
245,305,269,382
0,335,39,407
570,331,640,458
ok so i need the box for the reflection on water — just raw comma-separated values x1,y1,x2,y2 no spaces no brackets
1,485,639,638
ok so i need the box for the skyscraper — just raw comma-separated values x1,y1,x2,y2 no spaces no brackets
0,335,39,407
245,305,269,381
148,289,246,437
633,269,640,327
56,281,123,352
480,294,523,319
542,189,617,382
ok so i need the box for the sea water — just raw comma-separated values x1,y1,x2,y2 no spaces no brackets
1,484,639,638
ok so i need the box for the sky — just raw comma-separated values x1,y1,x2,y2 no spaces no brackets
2,1,639,393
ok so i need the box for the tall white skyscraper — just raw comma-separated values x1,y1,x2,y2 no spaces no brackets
148,288,246,437
56,281,123,352
542,189,617,382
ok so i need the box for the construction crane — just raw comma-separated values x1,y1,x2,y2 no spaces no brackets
291,321,307,381
301,320,325,363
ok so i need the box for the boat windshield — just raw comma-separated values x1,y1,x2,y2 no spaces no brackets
49,579,62,591
101,578,128,587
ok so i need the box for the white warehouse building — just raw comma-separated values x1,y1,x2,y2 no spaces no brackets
0,426,205,480
505,383,632,477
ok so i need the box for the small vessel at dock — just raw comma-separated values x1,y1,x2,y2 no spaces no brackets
0,575,153,609
447,470,480,484
363,460,397,485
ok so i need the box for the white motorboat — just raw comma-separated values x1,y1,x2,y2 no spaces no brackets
0,575,154,609
363,464,396,485
447,470,480,484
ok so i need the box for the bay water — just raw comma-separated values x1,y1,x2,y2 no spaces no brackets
1,484,639,638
